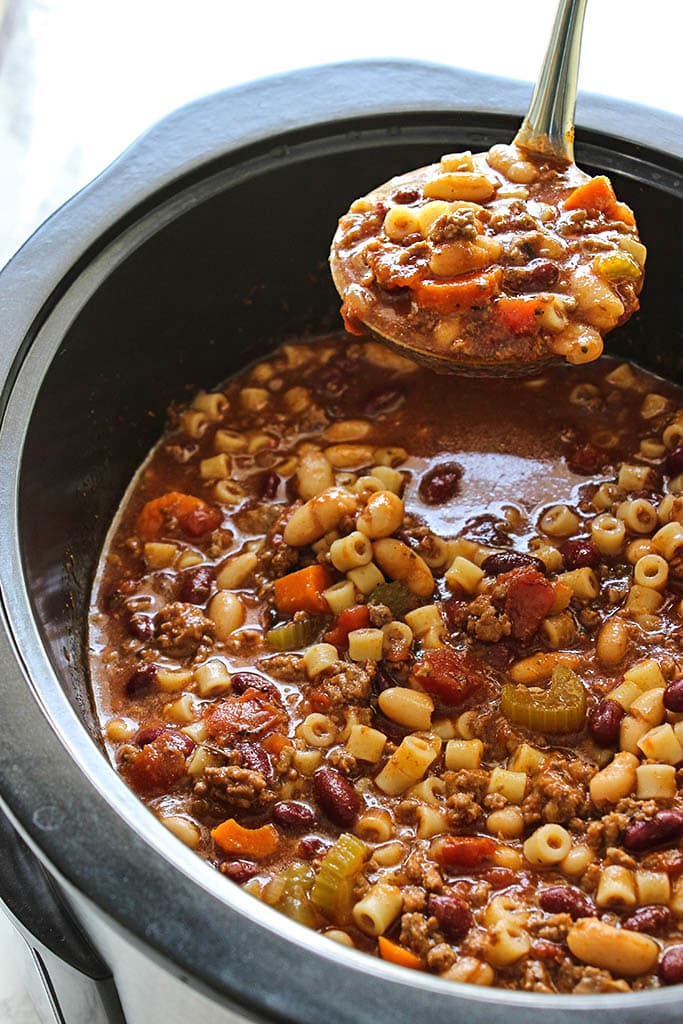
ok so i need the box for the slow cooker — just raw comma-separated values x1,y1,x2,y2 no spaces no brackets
0,60,682,1024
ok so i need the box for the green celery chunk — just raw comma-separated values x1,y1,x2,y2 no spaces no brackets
311,833,368,922
501,664,587,734
368,580,417,618
265,616,326,651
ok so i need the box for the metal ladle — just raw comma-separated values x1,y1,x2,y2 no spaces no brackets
330,0,591,376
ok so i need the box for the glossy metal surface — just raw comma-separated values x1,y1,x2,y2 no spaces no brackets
0,62,682,1023
515,0,588,162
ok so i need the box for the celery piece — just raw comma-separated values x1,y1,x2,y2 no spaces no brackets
264,861,316,927
265,616,325,651
501,664,586,734
593,252,641,283
311,832,368,922
368,580,417,618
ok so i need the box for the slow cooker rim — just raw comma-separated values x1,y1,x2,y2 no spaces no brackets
1,60,682,1020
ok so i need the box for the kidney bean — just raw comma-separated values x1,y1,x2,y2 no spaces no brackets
235,741,272,779
658,945,683,985
623,810,683,852
463,512,510,547
182,505,222,537
127,613,155,641
392,186,420,204
371,711,409,746
165,729,196,757
427,894,473,941
442,596,468,631
126,664,158,698
663,675,683,713
539,885,595,920
259,471,280,501
178,566,214,604
272,801,316,830
589,699,625,747
221,860,260,884
623,905,672,934
532,940,565,961
134,724,166,747
502,258,559,294
567,443,607,476
481,550,546,576
480,867,518,890
665,446,683,477
561,538,601,570
313,767,360,827
364,388,405,418
418,462,463,505
298,835,331,860
231,672,282,704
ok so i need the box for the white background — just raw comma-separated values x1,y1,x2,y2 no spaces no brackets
0,0,681,1020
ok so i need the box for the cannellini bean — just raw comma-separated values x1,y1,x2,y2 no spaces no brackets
486,143,539,184
324,444,376,469
284,488,358,547
296,448,335,501
570,264,625,331
356,491,404,539
372,538,434,597
323,420,372,442
423,172,498,203
567,919,659,977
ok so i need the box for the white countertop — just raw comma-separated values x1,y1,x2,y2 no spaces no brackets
0,0,681,1020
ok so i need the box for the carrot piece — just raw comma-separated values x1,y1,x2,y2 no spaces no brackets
324,605,371,648
563,175,635,226
262,733,293,756
378,936,423,970
412,268,502,314
211,818,279,859
495,296,545,336
274,564,333,615
136,491,222,539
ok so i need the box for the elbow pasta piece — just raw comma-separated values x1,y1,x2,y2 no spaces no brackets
445,738,483,771
346,562,385,595
652,521,683,559
539,504,580,538
199,454,230,480
368,465,404,494
352,882,403,937
356,490,404,539
404,604,443,638
322,580,356,614
567,919,659,977
637,723,683,764
596,865,637,909
329,531,373,572
507,743,547,774
381,621,413,661
407,776,446,805
346,724,387,763
630,687,665,725
624,658,666,690
284,487,358,546
557,567,599,601
214,428,247,453
486,807,524,839
297,713,337,748
619,715,650,755
444,556,484,594
194,659,232,697
618,463,656,491
415,804,449,839
589,751,638,804
296,448,335,501
635,870,671,906
144,542,178,569
191,390,229,420
372,539,434,597
348,628,385,662
617,498,658,535
591,513,625,554
302,643,338,679
374,735,440,795
635,763,676,800
354,808,394,843
487,768,527,805
485,920,531,968
523,824,571,865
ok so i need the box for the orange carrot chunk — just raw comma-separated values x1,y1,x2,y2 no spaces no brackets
324,605,371,648
211,818,279,859
274,564,333,615
413,268,502,314
563,175,635,226
378,936,424,970
495,296,545,336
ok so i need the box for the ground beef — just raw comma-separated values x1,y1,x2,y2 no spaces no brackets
326,748,357,774
428,209,479,243
399,912,444,960
312,661,374,705
513,958,554,993
557,962,630,994
446,791,483,829
445,768,490,803
154,601,214,658
194,765,273,810
401,886,427,912
466,595,511,643
527,912,572,944
427,943,456,973
368,602,393,627
521,756,593,825
404,853,443,892
258,653,305,682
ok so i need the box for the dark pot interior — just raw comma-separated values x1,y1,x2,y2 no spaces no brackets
18,111,683,738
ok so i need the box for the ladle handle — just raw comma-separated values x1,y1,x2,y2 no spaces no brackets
514,0,588,163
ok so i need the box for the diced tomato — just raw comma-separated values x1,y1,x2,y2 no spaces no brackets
496,296,545,336
124,733,189,795
411,648,485,707
502,565,556,641
433,835,496,870
206,690,285,743
324,605,370,649
136,491,222,540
